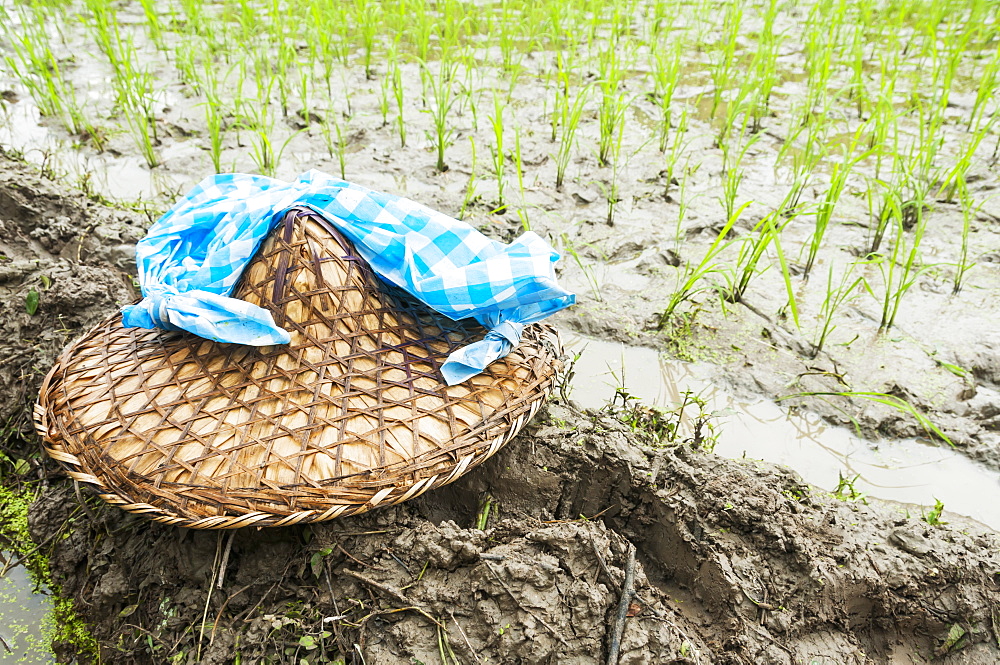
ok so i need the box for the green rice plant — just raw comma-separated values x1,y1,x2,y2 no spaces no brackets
865,176,896,255
952,178,988,295
811,262,864,358
309,0,347,94
460,136,478,220
778,391,952,446
863,194,929,332
803,127,869,279
137,0,166,52
178,0,206,36
774,117,826,212
319,104,350,179
488,92,507,212
674,161,699,250
554,84,590,191
239,74,299,178
561,235,601,302
513,128,530,231
833,471,866,502
353,0,382,79
391,58,407,147
662,108,689,202
601,96,631,225
723,209,794,305
923,498,946,525
649,39,682,153
421,58,459,172
846,24,869,118
718,127,759,223
969,43,1000,131
708,2,742,120
596,47,629,168
937,115,996,202
548,51,571,142
658,202,749,329
106,33,160,168
202,85,225,174
2,8,98,145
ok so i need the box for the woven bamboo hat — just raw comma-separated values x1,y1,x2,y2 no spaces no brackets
35,208,561,529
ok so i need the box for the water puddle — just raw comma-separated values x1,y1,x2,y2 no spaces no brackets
0,556,54,665
564,333,1000,530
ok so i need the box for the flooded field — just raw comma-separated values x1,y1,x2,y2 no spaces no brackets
1,0,999,661
0,557,53,665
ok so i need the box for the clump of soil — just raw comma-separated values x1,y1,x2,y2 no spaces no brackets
2,156,999,664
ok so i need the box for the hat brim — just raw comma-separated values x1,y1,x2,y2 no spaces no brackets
35,208,561,529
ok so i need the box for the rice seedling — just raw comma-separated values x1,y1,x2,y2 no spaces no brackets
833,471,866,503
488,92,507,212
708,2,742,120
353,0,382,80
422,58,459,172
923,498,946,525
460,136,478,221
554,84,590,191
202,88,225,174
952,178,986,295
2,8,98,146
107,35,160,168
649,39,682,153
513,128,530,231
779,390,952,446
723,209,793,305
137,0,166,52
811,262,864,358
391,58,407,148
601,97,631,225
596,47,629,168
864,192,930,332
658,202,749,329
718,125,759,223
774,117,827,212
969,43,1000,131
319,104,350,180
802,127,869,279
661,108,689,202
561,236,602,302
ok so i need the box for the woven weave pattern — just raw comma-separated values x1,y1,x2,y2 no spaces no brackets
36,209,560,529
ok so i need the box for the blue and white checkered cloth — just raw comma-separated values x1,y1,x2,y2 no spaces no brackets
121,170,574,385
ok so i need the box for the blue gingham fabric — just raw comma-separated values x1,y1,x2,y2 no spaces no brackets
121,170,574,385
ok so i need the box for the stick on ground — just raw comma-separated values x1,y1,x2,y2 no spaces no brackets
607,542,637,665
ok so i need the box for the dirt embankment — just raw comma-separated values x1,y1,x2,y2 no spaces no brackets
2,156,1000,664
26,401,1000,664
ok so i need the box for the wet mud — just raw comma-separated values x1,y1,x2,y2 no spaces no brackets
1,155,999,663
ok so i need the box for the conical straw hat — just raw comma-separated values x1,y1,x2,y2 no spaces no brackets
35,208,561,529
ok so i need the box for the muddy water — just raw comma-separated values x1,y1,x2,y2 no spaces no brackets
565,332,1000,530
0,558,53,665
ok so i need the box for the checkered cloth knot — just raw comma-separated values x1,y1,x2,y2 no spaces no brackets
121,170,575,385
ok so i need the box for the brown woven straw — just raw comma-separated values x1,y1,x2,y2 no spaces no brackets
35,208,561,529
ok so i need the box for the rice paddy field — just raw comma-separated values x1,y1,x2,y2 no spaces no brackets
1,0,1000,662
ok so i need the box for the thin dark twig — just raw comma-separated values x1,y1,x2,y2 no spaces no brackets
324,561,350,657
448,610,483,665
216,531,235,589
607,542,637,665
591,537,620,594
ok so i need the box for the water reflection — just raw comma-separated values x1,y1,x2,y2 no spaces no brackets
0,555,53,665
564,333,1000,530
